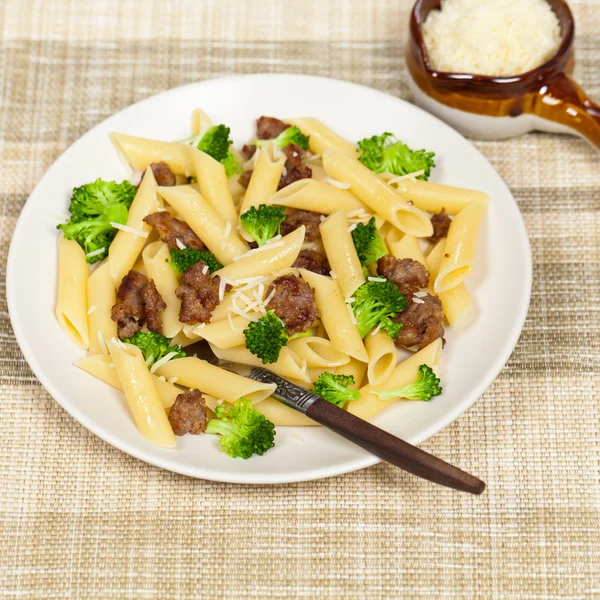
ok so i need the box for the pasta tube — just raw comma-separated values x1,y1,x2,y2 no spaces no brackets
287,337,350,368
386,229,427,267
254,398,319,427
87,261,117,355
290,117,356,156
365,331,398,386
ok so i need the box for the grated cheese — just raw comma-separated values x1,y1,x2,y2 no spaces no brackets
387,170,425,184
110,222,149,238
85,248,106,259
347,224,357,233
150,352,180,374
422,0,562,77
347,304,357,325
167,377,178,385
87,305,98,315
368,277,387,282
232,241,285,261
202,265,209,275
221,221,232,250
329,270,337,279
323,176,351,190
175,238,186,250
97,330,108,355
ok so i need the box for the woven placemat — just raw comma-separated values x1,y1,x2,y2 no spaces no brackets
1,1,599,597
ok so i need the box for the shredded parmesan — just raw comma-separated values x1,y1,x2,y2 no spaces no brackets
150,352,179,374
97,330,108,355
218,277,229,301
329,270,337,280
387,170,425,184
158,376,166,382
368,277,387,283
110,222,149,238
347,304,357,325
167,377,178,385
345,297,356,304
413,297,426,304
232,241,285,261
323,176,351,190
176,239,186,250
346,209,368,218
371,323,382,336
85,248,106,259
347,224,358,233
87,305,98,315
202,265,209,275
221,221,232,249
414,291,428,298
422,0,562,77
228,312,237,332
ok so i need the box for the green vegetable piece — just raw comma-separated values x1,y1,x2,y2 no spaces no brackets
351,217,388,267
122,332,186,368
253,126,309,151
351,280,407,339
243,311,289,364
57,178,137,263
372,364,442,402
205,398,276,459
240,204,286,246
312,372,360,408
357,132,435,180
169,248,223,274
180,124,241,177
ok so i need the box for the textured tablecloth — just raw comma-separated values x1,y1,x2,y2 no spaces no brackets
1,1,599,597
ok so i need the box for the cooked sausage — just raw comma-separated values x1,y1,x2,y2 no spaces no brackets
278,144,312,189
266,274,320,335
377,255,429,298
280,208,323,242
175,261,224,325
242,144,257,159
238,169,253,189
428,208,452,244
143,212,205,251
256,116,289,140
150,162,177,187
292,249,330,276
141,280,166,333
168,389,208,435
394,293,445,350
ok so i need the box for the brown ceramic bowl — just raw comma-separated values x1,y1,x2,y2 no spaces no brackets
406,0,600,149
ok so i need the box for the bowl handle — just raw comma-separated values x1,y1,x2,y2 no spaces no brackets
533,73,600,150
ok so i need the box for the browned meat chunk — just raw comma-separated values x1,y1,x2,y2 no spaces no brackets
280,208,323,242
168,389,208,435
292,249,330,276
111,270,166,338
267,275,320,335
242,144,257,159
175,261,223,325
256,116,289,140
238,169,253,189
150,162,177,187
377,255,429,298
144,212,205,251
278,144,312,189
394,294,445,350
142,280,166,333
428,209,452,244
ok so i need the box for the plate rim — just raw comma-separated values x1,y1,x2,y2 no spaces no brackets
6,73,532,484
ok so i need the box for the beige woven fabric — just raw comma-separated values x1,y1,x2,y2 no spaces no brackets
1,0,600,597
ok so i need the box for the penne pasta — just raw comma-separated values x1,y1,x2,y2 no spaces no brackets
87,261,117,355
110,133,194,176
287,336,350,368
109,167,161,286
190,108,212,136
290,117,356,156
299,269,368,363
157,186,248,265
142,241,183,338
320,210,365,298
335,357,368,389
209,344,311,384
56,235,90,349
386,228,427,267
268,179,366,214
426,239,446,276
195,315,248,349
254,398,319,427
155,356,276,404
434,202,487,293
216,226,305,282
348,338,443,420
107,339,176,448
322,150,433,238
365,331,398,386
75,353,181,409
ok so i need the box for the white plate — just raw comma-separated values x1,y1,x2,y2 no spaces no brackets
6,74,531,484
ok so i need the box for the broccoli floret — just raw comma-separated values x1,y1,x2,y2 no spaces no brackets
373,364,442,402
122,332,186,368
181,124,241,177
253,126,309,151
351,217,388,267
312,372,360,408
205,398,276,458
240,204,286,246
243,311,288,364
169,248,222,274
357,133,435,180
351,280,407,339
57,179,137,263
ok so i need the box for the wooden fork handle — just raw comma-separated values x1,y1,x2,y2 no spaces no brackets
306,398,486,494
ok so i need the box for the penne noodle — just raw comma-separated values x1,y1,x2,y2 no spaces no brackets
155,356,276,404
386,228,428,268
434,202,487,293
107,339,176,448
216,226,305,282
169,328,202,348
75,353,181,409
299,269,368,363
426,239,446,277
335,357,368,389
290,117,356,156
188,147,238,226
287,336,350,368
56,235,90,349
110,133,194,176
190,108,212,136
322,150,433,238
157,186,248,265
209,344,311,384
254,398,319,427
195,315,248,349
109,167,162,286
142,241,183,338
348,338,443,420
365,331,398,386
320,210,365,298
87,261,117,355
268,179,366,214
